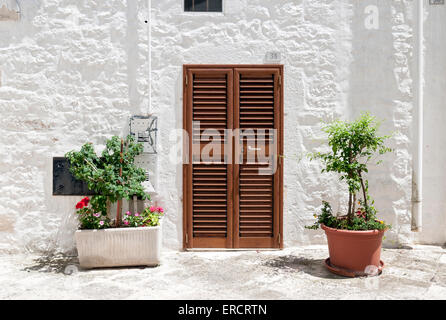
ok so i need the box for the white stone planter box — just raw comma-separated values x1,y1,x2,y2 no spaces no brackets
75,221,162,269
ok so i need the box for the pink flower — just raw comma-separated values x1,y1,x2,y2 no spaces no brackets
125,211,131,216
124,220,129,225
149,206,155,212
135,213,140,217
94,213,100,218
99,221,104,226
158,207,164,213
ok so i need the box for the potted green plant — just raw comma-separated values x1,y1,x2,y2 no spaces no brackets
306,113,392,277
65,135,164,268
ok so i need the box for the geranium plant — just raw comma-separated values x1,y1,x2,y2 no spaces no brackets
66,135,150,227
142,206,164,227
306,113,393,231
69,137,165,268
122,206,164,228
75,197,110,229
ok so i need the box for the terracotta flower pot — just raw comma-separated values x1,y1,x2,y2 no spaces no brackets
321,224,385,276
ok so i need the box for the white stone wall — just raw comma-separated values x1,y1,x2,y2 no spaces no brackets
0,0,444,254
421,1,446,244
0,0,152,253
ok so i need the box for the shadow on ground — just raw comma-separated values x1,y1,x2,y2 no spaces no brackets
23,253,160,273
263,255,345,279
383,245,414,250
23,253,79,274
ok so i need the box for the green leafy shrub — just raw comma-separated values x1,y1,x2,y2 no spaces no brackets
306,113,392,231
66,135,150,228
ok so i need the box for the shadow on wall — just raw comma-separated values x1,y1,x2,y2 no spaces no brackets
175,68,183,249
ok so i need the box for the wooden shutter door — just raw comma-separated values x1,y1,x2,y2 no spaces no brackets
183,65,283,249
183,68,234,248
233,67,283,248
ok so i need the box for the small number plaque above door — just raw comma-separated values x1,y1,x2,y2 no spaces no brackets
265,52,282,64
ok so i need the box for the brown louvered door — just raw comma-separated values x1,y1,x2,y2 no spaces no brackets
183,65,283,249
234,68,282,248
184,68,234,248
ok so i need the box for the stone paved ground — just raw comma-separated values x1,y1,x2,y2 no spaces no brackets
0,245,445,300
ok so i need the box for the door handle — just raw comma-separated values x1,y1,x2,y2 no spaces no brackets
247,146,261,151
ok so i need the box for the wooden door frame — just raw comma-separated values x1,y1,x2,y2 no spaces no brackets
182,64,284,250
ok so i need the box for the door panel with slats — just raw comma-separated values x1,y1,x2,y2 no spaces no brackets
234,68,281,248
185,68,233,248
183,65,283,249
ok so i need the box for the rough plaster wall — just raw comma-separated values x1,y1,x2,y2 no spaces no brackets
421,2,446,244
0,0,151,253
348,0,415,246
0,0,444,254
347,0,446,246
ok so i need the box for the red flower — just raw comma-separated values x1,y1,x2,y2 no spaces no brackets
81,197,90,206
75,197,90,209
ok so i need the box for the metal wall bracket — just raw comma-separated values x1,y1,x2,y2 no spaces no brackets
129,115,158,154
